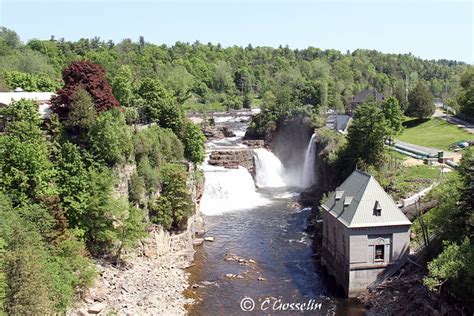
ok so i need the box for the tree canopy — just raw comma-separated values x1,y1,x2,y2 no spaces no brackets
51,61,120,117
407,81,435,119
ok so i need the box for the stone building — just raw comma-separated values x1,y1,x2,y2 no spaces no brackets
321,170,411,297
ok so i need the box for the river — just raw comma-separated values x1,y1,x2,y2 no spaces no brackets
185,112,367,315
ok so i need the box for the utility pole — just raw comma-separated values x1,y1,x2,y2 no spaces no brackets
405,74,409,103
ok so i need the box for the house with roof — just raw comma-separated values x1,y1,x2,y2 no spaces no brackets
349,89,384,115
320,170,411,297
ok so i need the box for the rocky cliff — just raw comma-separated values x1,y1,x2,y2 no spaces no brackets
70,161,205,315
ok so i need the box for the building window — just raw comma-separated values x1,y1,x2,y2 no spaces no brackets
375,245,384,261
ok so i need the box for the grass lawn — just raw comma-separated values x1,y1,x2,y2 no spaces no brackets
397,118,473,151
391,164,456,201
387,149,409,161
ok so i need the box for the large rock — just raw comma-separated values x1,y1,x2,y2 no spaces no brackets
208,149,255,174
87,303,105,314
242,140,265,148
202,126,236,140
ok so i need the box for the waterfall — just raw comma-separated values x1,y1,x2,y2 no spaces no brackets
301,133,317,187
200,165,269,216
253,148,287,188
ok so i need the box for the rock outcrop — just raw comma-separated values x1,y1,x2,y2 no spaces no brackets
242,139,265,148
202,126,236,140
69,160,205,316
208,149,255,174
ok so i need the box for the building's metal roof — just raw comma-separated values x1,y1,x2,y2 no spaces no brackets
321,170,411,228
351,89,384,104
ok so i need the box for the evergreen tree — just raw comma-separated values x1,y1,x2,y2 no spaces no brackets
66,88,97,130
346,100,389,166
407,81,435,119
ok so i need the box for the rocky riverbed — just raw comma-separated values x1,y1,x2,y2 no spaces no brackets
70,250,194,315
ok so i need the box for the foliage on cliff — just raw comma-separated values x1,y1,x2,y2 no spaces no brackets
416,150,474,313
0,86,199,313
148,163,194,231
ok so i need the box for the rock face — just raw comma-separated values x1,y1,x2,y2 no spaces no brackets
208,149,255,174
242,139,265,148
69,160,205,316
202,126,236,140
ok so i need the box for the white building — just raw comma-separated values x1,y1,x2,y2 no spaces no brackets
321,170,411,297
0,89,56,119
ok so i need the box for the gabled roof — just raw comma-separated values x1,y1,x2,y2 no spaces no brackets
321,170,411,228
351,89,384,104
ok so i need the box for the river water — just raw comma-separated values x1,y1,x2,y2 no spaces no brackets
186,113,367,315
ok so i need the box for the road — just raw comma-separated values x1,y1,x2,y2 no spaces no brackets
434,108,474,134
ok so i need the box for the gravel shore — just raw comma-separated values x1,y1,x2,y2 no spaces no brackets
70,250,195,315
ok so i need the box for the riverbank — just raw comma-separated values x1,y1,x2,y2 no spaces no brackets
69,210,204,315
358,262,464,315
70,253,194,315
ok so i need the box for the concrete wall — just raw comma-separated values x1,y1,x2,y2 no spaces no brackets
321,211,351,294
322,210,411,297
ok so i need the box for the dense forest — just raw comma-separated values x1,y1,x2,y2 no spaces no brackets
0,25,473,314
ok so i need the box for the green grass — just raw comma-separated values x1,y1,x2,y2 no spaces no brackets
387,149,409,161
391,164,457,200
397,118,473,151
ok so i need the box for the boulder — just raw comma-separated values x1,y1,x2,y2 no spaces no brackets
87,303,105,314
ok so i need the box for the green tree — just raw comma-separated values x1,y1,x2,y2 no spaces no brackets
115,205,146,258
181,121,206,164
458,67,474,117
88,109,132,165
65,88,97,136
111,65,134,107
407,81,435,119
149,163,193,231
137,78,184,133
424,238,473,293
2,70,59,92
0,27,20,56
381,96,404,142
346,100,390,166
0,99,56,204
1,212,56,315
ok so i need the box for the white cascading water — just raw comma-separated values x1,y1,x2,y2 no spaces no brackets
200,164,269,216
301,133,317,187
253,148,286,188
